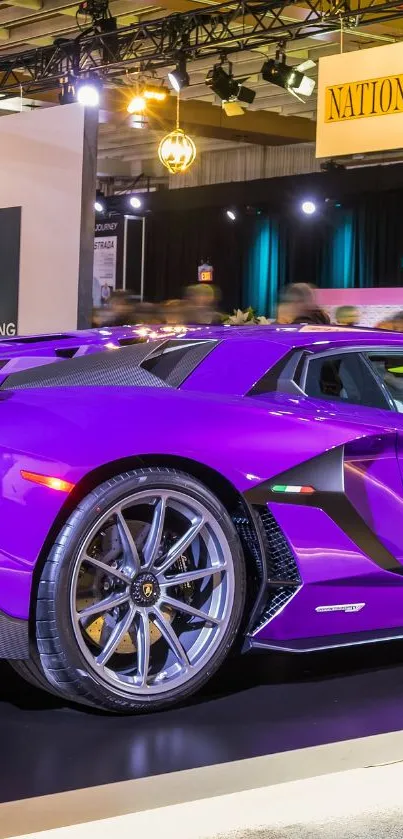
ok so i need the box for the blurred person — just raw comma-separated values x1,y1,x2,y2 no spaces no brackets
335,305,359,327
134,301,160,324
100,290,136,327
280,283,330,325
376,311,403,332
163,299,185,325
183,284,222,325
273,302,292,324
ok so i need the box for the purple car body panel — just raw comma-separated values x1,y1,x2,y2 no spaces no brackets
2,323,403,655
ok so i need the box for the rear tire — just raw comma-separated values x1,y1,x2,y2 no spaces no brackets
19,468,246,713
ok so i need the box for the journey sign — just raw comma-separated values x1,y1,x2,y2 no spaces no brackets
316,42,403,157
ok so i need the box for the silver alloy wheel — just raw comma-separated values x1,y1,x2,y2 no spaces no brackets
69,489,235,696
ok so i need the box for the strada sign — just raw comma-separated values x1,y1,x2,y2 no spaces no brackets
316,43,403,157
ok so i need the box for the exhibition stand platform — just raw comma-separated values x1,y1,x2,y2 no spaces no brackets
2,641,403,837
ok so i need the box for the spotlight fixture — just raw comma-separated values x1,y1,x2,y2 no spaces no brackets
77,76,102,107
206,62,255,116
129,195,142,209
226,209,236,221
143,84,168,102
94,200,105,213
261,46,316,102
167,56,189,92
301,200,316,215
127,95,146,114
59,73,77,105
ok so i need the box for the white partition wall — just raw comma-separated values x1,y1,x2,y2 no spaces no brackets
0,103,97,334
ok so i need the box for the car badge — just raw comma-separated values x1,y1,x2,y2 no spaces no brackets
315,603,365,614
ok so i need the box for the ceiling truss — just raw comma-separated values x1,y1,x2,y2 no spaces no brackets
0,0,403,95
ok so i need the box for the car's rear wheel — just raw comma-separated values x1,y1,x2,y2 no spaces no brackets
18,469,246,713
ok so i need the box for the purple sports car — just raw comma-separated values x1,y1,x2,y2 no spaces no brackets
2,322,403,712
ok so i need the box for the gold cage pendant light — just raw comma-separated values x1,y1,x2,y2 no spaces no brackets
158,93,196,175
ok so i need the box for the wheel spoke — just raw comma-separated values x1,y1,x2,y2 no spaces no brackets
83,554,132,584
77,592,130,622
96,604,136,666
152,607,189,668
135,609,151,687
160,565,226,586
143,497,167,570
156,518,205,576
116,510,140,575
160,595,221,626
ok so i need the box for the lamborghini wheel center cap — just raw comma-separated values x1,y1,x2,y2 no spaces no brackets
131,572,160,607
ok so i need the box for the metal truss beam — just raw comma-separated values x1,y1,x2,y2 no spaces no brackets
0,0,402,95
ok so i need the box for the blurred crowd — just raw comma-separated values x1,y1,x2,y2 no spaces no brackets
92,282,403,332
93,284,223,329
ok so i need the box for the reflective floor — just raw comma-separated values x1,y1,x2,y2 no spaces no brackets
2,641,403,803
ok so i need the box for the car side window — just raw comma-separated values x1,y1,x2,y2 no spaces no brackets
304,352,390,410
366,354,403,413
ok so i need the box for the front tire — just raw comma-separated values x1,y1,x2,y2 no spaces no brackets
23,469,246,713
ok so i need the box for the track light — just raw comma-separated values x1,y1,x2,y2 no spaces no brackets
261,48,316,102
129,196,142,209
168,56,189,92
206,63,255,116
301,200,316,215
94,200,104,213
127,95,146,114
77,76,101,107
59,73,76,105
127,83,167,115
226,209,236,221
143,84,167,102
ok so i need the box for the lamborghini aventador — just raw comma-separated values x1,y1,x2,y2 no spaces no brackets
1,323,403,712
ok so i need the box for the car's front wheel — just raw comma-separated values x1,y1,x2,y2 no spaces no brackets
16,468,246,713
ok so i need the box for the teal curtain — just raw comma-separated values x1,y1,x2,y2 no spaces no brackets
242,217,283,317
320,208,355,289
331,209,355,288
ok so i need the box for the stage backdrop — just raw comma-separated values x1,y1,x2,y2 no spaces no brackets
0,103,97,334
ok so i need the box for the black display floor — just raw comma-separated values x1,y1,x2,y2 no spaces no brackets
1,641,403,804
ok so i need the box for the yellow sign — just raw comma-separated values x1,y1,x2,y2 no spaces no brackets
317,42,403,157
325,74,403,123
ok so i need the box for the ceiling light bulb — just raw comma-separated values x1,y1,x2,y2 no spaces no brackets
77,83,100,107
301,200,316,215
127,95,146,114
129,196,142,209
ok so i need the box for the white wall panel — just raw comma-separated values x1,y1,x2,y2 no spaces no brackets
0,103,96,334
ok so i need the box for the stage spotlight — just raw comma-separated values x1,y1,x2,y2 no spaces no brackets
143,84,167,102
94,200,105,213
168,57,189,92
129,196,142,209
226,209,236,221
301,200,316,215
206,63,255,115
59,73,76,105
77,77,101,107
127,95,146,114
261,48,316,102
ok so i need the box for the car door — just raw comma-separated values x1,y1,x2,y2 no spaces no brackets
301,346,403,574
364,348,403,480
